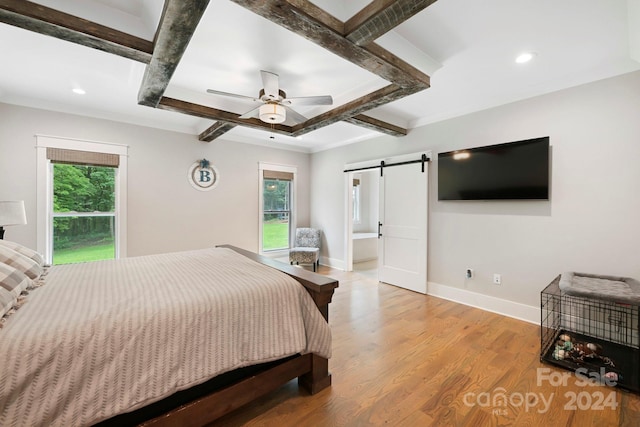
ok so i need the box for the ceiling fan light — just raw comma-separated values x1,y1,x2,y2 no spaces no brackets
259,103,286,124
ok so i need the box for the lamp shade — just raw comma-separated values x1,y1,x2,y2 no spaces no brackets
259,103,286,124
0,201,27,226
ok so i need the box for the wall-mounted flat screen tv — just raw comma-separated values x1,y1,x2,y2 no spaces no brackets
438,137,550,200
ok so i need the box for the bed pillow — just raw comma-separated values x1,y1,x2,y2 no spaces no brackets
0,239,45,266
0,263,31,297
0,263,28,324
0,287,16,319
0,246,42,280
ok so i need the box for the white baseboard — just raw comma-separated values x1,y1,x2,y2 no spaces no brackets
321,256,345,271
427,281,539,325
353,256,378,263
318,263,539,324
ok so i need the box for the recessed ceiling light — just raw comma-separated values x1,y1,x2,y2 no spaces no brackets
72,88,86,95
515,52,537,64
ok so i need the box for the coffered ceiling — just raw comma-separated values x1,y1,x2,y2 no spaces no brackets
1,0,638,152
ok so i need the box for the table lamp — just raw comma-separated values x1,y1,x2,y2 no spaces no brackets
0,201,27,239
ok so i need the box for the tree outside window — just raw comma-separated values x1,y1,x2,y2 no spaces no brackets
262,178,291,251
52,164,116,264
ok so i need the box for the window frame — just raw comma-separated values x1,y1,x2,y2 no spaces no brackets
36,135,128,263
258,162,296,256
352,175,361,225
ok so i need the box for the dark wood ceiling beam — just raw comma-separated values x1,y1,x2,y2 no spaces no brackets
344,114,407,137
290,83,425,136
199,121,237,142
0,0,153,63
137,0,209,108
286,0,343,33
198,120,238,142
196,107,407,142
227,0,431,140
229,0,430,88
3,0,433,142
345,0,438,46
364,42,430,88
157,97,293,136
195,112,406,142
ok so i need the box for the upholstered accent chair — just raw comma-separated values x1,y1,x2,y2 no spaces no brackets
289,228,321,272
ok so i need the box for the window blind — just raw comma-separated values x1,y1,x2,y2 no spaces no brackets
46,148,119,167
263,170,293,181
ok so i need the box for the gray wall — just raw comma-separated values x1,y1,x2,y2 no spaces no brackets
3,71,639,309
310,71,640,307
0,103,311,256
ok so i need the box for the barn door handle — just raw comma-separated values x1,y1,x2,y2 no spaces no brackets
378,221,383,238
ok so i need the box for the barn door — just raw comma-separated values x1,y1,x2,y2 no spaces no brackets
378,158,428,294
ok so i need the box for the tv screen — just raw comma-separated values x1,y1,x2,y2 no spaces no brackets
438,137,550,200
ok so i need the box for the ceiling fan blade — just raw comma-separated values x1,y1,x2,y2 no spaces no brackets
239,106,261,119
283,95,333,106
283,105,308,125
260,70,279,99
206,89,259,102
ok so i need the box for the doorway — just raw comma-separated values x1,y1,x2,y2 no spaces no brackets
344,152,430,294
351,169,379,277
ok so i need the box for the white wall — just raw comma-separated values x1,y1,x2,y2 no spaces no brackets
0,103,310,256
310,71,640,309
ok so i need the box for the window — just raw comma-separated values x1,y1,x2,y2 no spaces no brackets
36,136,128,264
352,177,361,224
52,164,116,264
259,163,296,253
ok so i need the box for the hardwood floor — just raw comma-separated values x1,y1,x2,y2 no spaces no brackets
208,265,640,426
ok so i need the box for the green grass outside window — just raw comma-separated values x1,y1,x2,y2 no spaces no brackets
53,221,290,264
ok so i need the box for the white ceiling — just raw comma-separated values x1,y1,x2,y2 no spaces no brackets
1,0,638,152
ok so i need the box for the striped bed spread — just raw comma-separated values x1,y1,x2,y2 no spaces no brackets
0,247,331,426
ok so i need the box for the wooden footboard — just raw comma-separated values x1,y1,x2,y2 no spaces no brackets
105,245,338,427
140,354,317,427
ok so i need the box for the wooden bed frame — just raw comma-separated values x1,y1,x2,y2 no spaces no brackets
97,245,338,427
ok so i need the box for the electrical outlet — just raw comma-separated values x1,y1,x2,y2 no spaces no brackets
466,268,473,279
493,274,502,285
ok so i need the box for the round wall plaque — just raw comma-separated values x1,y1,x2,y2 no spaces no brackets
188,160,220,191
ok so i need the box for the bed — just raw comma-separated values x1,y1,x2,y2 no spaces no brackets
0,244,338,427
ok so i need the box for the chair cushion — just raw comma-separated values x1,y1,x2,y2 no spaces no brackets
289,247,319,264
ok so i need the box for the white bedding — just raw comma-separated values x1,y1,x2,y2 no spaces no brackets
0,247,331,427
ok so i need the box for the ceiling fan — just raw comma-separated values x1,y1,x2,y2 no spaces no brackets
206,70,333,126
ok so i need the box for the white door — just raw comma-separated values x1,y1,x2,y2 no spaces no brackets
378,161,428,294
